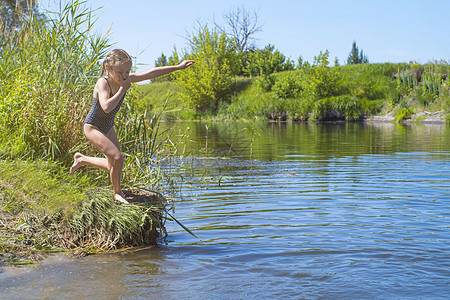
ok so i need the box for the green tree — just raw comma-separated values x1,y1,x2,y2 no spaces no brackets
306,50,337,98
174,25,239,112
347,40,369,65
155,53,168,67
243,44,295,77
152,53,171,82
0,0,45,32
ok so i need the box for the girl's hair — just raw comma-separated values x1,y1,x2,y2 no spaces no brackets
101,49,132,76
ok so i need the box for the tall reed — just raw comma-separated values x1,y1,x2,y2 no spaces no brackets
0,0,110,163
0,1,194,252
397,61,449,108
115,99,190,193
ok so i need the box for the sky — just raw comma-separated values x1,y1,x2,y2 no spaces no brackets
41,0,450,71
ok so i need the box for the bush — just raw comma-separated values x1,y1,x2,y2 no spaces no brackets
272,72,303,99
174,26,240,112
311,96,362,121
243,44,295,77
303,50,338,99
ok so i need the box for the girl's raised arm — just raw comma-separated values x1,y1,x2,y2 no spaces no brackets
129,60,195,83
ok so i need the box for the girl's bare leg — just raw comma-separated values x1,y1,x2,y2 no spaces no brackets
70,124,128,204
105,127,128,203
70,152,108,174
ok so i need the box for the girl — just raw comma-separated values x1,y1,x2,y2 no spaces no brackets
70,49,194,204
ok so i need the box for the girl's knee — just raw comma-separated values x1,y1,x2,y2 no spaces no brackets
107,152,123,169
112,152,124,165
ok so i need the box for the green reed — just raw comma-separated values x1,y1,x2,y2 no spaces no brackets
0,1,194,253
243,117,261,162
115,98,190,193
0,0,110,164
397,61,449,108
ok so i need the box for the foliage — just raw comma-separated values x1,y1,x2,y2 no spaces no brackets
151,52,172,83
174,25,240,112
347,40,369,65
310,95,363,121
394,107,414,123
0,0,110,164
0,159,88,216
155,52,168,67
304,50,338,99
243,44,295,77
396,61,449,113
0,160,168,251
137,59,449,123
0,0,45,35
271,71,302,99
64,187,166,250
115,101,190,193
132,81,181,113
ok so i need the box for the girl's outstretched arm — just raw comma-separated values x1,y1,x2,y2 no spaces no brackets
130,60,195,83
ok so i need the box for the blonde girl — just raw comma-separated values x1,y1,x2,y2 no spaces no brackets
70,49,194,204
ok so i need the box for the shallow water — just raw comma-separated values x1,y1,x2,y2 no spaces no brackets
1,122,450,299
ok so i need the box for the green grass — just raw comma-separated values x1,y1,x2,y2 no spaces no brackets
133,81,182,112
0,159,88,216
0,158,169,253
136,61,449,122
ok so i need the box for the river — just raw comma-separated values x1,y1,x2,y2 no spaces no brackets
1,121,449,299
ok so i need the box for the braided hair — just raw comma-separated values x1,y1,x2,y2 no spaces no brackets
101,49,132,76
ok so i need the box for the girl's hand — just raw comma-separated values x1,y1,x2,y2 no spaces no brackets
120,76,131,90
178,60,195,70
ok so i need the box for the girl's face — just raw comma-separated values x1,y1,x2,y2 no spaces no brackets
107,61,132,84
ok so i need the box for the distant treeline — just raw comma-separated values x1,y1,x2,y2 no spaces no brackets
137,26,449,123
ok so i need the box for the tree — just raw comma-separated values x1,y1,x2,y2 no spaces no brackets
243,44,294,77
306,50,338,98
347,40,369,65
174,25,240,112
152,53,171,82
0,0,44,33
154,53,168,67
214,6,262,53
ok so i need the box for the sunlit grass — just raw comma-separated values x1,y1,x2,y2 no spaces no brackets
136,61,449,122
0,1,191,255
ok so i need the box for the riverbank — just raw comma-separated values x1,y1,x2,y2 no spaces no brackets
367,110,446,124
0,159,169,267
135,62,449,124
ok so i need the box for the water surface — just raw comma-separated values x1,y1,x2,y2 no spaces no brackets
1,122,449,299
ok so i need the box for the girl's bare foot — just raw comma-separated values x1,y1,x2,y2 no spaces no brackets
69,152,83,175
114,193,129,204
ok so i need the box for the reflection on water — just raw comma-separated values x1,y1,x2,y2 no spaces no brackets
1,122,450,299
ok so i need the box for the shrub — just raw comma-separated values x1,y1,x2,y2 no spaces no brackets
303,50,338,99
272,72,303,99
174,25,240,112
243,44,295,77
311,96,362,121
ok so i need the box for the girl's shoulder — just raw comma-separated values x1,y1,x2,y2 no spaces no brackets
94,77,113,98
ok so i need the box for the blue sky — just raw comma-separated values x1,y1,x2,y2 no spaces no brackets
42,0,449,70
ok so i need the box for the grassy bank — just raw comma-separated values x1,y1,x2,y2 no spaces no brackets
0,158,170,266
135,62,449,123
0,1,182,265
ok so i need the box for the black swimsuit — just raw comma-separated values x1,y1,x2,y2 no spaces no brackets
85,78,126,134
